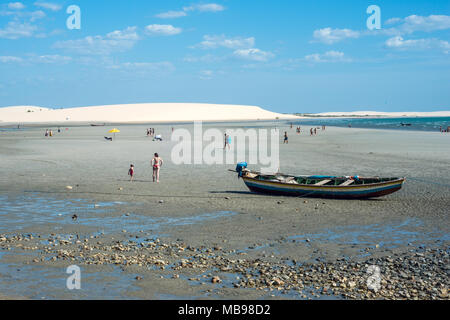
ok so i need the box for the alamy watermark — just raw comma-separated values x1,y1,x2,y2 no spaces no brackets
66,5,81,30
66,265,81,290
366,265,381,292
171,122,280,173
367,5,381,30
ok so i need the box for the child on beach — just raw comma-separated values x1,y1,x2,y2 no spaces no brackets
284,132,288,144
128,164,135,181
151,153,163,183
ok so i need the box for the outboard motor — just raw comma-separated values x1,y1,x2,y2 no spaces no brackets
235,162,248,178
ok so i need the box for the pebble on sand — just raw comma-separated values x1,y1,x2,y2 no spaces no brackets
211,276,222,284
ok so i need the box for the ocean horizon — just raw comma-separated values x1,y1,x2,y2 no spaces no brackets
292,116,450,132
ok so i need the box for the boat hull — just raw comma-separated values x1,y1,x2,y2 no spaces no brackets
243,177,405,199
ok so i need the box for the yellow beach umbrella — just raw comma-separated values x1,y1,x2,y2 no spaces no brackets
108,128,120,139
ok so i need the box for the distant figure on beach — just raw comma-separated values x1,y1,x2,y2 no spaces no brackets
151,153,163,183
284,132,288,144
290,123,293,129
224,133,231,150
45,129,49,137
348,124,352,128
49,129,53,137
314,128,317,135
128,164,135,182
310,128,313,136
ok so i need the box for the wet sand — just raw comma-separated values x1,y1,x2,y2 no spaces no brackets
0,123,449,299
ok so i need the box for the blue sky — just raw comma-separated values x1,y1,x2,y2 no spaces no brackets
0,0,449,113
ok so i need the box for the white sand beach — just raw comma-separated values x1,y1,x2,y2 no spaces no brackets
0,122,449,300
0,103,299,126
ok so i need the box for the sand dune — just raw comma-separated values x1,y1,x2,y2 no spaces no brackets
0,103,299,126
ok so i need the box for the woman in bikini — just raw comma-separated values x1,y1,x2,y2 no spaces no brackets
151,153,163,183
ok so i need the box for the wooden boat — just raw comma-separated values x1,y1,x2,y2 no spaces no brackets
235,169,405,199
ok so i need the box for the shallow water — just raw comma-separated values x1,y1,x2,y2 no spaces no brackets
288,218,449,249
0,257,140,299
0,193,236,235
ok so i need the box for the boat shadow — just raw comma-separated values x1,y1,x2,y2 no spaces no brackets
209,191,255,195
209,191,388,201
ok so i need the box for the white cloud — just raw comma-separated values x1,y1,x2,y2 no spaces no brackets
184,3,225,12
32,55,72,64
145,24,182,36
194,35,255,49
305,51,350,63
0,55,23,63
0,54,72,64
399,15,450,33
386,36,450,53
156,3,225,18
107,61,175,75
107,26,140,40
0,21,36,39
199,70,214,79
313,27,360,44
155,11,187,19
8,2,25,10
53,27,139,55
30,10,45,21
233,48,274,62
33,2,62,11
183,54,224,63
385,17,402,25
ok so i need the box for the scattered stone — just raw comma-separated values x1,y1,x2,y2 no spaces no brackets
211,276,222,284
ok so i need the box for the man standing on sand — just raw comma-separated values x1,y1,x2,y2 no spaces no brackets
151,153,163,183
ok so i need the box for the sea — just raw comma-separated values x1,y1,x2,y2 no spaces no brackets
291,117,450,132
1,117,450,132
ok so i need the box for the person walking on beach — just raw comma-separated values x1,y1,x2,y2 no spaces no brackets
151,153,163,183
45,129,49,137
224,133,231,150
284,132,289,144
128,164,135,182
